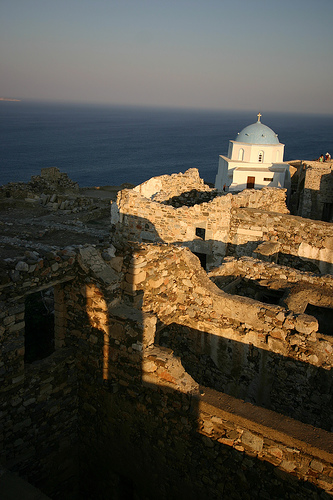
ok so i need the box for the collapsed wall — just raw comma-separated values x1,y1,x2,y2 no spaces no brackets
123,244,333,429
133,167,214,202
296,161,333,222
112,168,333,273
1,167,333,498
0,249,80,498
74,242,333,499
229,207,333,274
0,167,79,200
1,241,333,498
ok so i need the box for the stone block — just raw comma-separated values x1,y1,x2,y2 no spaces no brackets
142,315,156,347
267,336,287,355
270,328,287,341
9,321,25,333
218,437,235,447
3,315,15,326
268,447,283,460
295,314,318,334
109,323,125,341
280,460,296,472
110,256,123,272
15,261,29,272
121,281,137,294
317,475,333,491
237,228,263,238
310,459,324,472
126,270,146,285
241,430,263,452
323,236,333,250
202,420,214,435
142,360,157,373
132,341,143,352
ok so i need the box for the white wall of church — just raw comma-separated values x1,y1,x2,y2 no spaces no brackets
230,169,287,192
215,156,229,191
229,141,284,164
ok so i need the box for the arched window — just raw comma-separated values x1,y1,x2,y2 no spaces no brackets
258,151,264,163
238,148,244,161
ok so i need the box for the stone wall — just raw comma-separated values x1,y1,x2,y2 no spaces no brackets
209,255,333,288
0,242,123,497
120,244,333,430
74,242,333,499
133,167,214,202
0,167,79,200
112,186,232,269
209,256,333,315
112,169,289,269
229,207,333,274
0,247,81,497
79,372,333,500
112,168,333,274
1,240,333,498
296,161,333,221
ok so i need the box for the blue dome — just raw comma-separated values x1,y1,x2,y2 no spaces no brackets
235,120,279,145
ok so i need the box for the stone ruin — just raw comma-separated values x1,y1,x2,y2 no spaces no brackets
0,167,78,198
290,160,333,222
0,168,332,499
112,167,333,274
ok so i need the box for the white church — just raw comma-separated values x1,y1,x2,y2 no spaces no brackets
215,113,291,193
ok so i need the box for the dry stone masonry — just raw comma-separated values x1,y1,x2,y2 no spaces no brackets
0,167,332,499
293,160,333,222
112,168,333,273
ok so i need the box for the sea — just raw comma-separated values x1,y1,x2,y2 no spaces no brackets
1,100,332,188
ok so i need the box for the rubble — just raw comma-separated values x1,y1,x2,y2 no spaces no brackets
0,167,332,499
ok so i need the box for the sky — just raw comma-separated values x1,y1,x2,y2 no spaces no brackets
1,0,333,114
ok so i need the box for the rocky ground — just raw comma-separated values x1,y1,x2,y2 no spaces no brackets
0,185,126,259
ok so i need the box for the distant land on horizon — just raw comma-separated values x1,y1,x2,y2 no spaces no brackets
0,97,21,102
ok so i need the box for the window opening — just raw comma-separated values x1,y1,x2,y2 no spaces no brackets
195,227,206,240
263,177,273,182
24,288,55,363
258,151,264,163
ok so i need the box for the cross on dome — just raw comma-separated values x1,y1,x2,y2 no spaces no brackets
257,112,262,123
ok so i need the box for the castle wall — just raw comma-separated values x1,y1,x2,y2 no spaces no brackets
112,170,289,270
229,207,333,273
113,188,232,269
74,244,333,499
1,240,332,498
133,167,213,201
121,245,333,430
209,255,333,288
0,249,79,498
113,171,333,274
297,161,333,221
78,371,333,500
